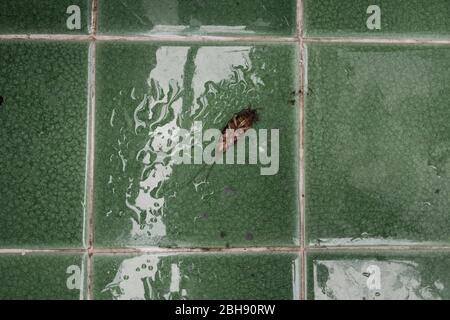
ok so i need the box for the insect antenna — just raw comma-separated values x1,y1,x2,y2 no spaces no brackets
178,163,210,191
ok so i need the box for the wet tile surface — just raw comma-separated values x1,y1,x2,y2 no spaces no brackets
307,251,450,300
305,44,450,246
94,42,299,248
0,253,86,299
93,253,299,300
0,41,88,247
303,0,450,38
0,0,91,34
97,0,297,36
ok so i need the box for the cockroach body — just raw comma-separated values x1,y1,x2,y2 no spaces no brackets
217,106,259,153
182,106,260,188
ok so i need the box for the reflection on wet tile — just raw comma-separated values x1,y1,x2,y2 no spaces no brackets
303,0,450,38
97,0,296,36
0,253,87,300
305,44,450,246
94,42,299,247
0,41,88,247
0,0,91,34
307,251,450,300
93,253,299,300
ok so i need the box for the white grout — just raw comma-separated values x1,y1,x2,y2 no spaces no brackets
4,244,450,255
95,34,298,43
92,247,301,254
0,247,300,255
304,36,450,45
85,0,98,301
0,34,92,41
1,33,450,45
297,0,306,301
0,249,87,254
0,33,297,43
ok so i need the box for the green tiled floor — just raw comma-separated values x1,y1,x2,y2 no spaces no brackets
97,0,297,36
93,253,299,300
0,0,91,34
0,253,86,299
305,44,450,246
307,251,450,300
2,0,450,301
94,42,299,248
0,41,88,248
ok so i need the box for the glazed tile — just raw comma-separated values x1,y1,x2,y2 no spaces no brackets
93,253,300,300
305,43,450,246
303,0,450,38
97,0,297,36
0,253,87,300
307,251,450,300
0,41,88,247
0,0,91,34
94,42,299,248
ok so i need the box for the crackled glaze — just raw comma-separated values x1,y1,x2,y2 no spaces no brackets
305,44,450,245
0,41,88,247
97,0,296,36
94,253,300,300
307,252,450,300
94,42,299,247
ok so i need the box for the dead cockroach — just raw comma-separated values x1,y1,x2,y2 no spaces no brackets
183,106,260,188
217,106,259,153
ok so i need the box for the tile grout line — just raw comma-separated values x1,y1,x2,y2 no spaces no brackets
297,0,306,301
2,33,450,45
0,33,297,43
85,0,98,301
304,37,450,45
96,34,298,43
5,244,450,254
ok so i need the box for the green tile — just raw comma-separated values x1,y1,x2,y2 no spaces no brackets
0,253,87,299
94,42,299,247
305,44,450,246
0,0,91,34
93,253,299,300
303,0,450,38
97,0,296,36
307,251,450,300
0,41,88,247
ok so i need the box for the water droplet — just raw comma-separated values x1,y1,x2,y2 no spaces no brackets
141,264,147,269
136,267,140,272
123,275,129,280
